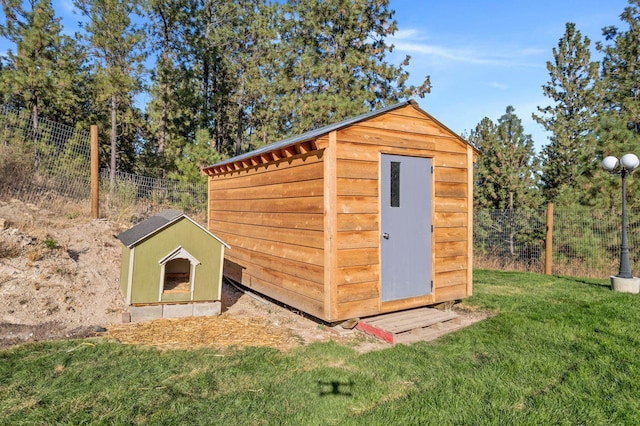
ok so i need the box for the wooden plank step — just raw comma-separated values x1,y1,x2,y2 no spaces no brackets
394,319,465,345
361,307,455,325
362,308,458,333
356,307,459,344
375,311,457,333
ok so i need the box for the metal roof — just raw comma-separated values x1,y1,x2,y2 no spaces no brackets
204,100,428,171
117,209,230,249
117,209,183,248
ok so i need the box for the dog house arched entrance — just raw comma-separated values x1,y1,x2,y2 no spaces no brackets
158,246,200,302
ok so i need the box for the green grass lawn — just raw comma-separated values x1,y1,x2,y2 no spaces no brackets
2,270,640,425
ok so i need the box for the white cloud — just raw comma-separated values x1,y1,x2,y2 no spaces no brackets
392,29,423,40
488,81,509,90
389,28,545,67
520,47,547,56
394,42,510,65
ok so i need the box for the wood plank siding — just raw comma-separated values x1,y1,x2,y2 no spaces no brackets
329,106,472,319
208,150,327,319
204,101,476,323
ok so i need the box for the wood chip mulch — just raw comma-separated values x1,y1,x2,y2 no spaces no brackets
102,314,299,351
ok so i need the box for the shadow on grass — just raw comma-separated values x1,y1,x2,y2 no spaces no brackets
317,380,354,397
565,276,611,289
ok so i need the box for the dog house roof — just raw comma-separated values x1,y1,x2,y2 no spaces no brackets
117,209,229,249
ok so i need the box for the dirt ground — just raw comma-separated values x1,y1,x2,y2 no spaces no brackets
0,198,487,352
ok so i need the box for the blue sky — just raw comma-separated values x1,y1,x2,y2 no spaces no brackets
0,0,632,151
388,0,630,151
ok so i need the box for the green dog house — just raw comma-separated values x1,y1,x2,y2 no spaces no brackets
117,209,229,322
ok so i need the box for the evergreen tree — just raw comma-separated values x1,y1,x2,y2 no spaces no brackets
168,128,221,184
584,0,640,209
533,22,599,202
145,0,180,155
143,0,239,174
597,1,640,135
0,0,61,134
74,0,146,181
142,0,432,181
46,35,94,127
0,1,93,129
142,0,193,175
223,0,278,155
276,0,430,137
471,107,542,210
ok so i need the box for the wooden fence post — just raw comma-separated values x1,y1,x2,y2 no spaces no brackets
545,202,554,274
90,125,99,219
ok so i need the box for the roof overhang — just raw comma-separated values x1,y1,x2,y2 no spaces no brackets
202,99,478,176
203,140,319,176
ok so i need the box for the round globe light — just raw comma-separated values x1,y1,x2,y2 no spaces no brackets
602,155,619,172
621,153,640,171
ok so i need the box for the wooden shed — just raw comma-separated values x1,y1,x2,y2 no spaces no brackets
117,209,229,321
203,100,477,323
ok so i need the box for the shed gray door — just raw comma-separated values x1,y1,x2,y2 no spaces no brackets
381,154,432,301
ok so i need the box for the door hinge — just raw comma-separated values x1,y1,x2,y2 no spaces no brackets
431,224,434,232
431,165,434,174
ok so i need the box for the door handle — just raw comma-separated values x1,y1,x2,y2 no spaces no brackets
382,233,390,240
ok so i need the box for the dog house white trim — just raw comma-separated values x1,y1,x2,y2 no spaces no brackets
158,246,201,302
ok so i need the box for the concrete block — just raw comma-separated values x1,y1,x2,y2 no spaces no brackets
121,311,131,323
162,303,194,318
130,305,163,322
610,276,640,294
192,301,221,317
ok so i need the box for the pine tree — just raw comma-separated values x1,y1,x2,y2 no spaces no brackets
142,0,194,174
168,128,221,184
597,1,640,135
584,0,640,209
0,0,61,135
144,0,178,155
144,0,242,169
224,0,278,155
47,35,94,126
471,107,542,210
143,0,432,181
74,0,146,183
275,0,430,137
533,23,599,202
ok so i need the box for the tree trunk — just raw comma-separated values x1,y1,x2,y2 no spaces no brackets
32,103,40,173
110,94,117,193
160,81,167,154
158,6,169,155
202,0,212,130
509,191,515,256
236,106,243,155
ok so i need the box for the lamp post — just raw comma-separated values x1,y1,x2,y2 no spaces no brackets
602,153,640,293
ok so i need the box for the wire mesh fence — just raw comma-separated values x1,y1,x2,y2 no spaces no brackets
3,106,640,279
101,169,207,220
0,106,207,221
474,207,640,279
473,209,546,273
0,106,92,203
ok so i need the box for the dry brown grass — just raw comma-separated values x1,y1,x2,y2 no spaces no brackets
0,240,21,259
25,246,45,262
103,315,300,351
474,253,618,279
474,254,544,274
0,145,32,195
